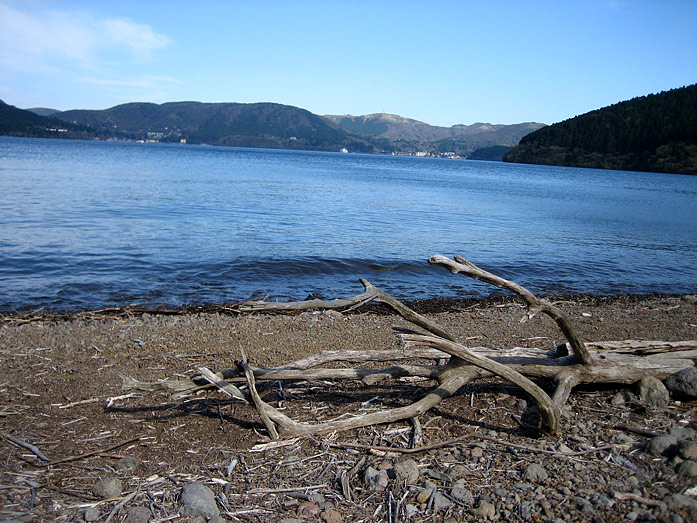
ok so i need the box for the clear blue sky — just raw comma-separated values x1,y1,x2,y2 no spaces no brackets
1,0,696,126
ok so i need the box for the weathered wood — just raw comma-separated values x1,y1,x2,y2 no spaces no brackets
429,254,592,365
121,254,697,440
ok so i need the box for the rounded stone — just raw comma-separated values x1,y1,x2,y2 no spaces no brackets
637,376,670,407
297,501,320,518
678,441,697,460
432,491,451,511
180,482,220,520
393,458,419,484
645,434,678,456
676,460,697,477
470,500,496,519
92,477,123,499
123,506,152,523
84,506,101,522
523,463,548,482
664,368,697,399
416,488,433,504
320,507,343,523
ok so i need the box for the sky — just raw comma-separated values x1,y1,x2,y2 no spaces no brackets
1,1,696,127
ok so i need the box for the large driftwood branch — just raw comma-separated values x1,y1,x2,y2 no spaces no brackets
400,333,560,434
429,255,592,365
122,254,696,441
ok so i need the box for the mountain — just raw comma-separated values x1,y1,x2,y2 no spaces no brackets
26,107,60,116
504,85,697,175
324,113,545,157
4,97,545,158
56,101,378,152
0,99,95,139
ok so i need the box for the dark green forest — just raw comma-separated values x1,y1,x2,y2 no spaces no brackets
504,85,697,174
0,100,97,140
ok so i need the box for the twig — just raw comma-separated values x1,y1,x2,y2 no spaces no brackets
57,398,101,409
104,486,140,523
612,424,662,438
409,417,422,449
1,431,49,462
247,484,328,494
614,492,667,508
50,436,142,465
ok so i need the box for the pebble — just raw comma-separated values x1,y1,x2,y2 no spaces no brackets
676,460,697,477
92,477,122,499
664,368,697,399
610,392,626,405
469,500,496,519
115,456,139,473
645,434,678,456
297,501,320,518
180,482,220,520
123,506,152,523
450,484,474,505
637,376,670,407
84,506,101,522
678,440,697,460
320,507,343,523
448,464,469,480
362,466,389,490
520,500,535,520
523,463,548,482
392,458,419,484
416,488,433,504
424,468,452,483
432,491,451,510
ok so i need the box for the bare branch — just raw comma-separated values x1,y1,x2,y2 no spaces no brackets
429,254,592,365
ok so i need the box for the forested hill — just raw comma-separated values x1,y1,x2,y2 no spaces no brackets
504,85,697,175
0,99,95,139
56,102,378,152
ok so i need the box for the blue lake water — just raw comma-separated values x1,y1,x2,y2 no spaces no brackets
1,136,696,311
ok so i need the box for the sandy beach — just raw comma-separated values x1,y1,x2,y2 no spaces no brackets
1,294,696,521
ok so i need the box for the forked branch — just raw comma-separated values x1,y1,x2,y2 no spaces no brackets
429,255,592,365
122,255,696,442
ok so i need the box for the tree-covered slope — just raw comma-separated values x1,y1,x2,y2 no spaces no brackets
0,99,94,139
57,102,378,152
504,85,697,175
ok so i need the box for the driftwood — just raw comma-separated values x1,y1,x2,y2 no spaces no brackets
123,255,696,439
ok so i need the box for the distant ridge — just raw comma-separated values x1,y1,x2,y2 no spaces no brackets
56,101,378,152
504,84,697,175
324,113,545,157
3,98,541,157
26,107,60,116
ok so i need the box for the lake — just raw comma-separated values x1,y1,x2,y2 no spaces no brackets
1,136,696,312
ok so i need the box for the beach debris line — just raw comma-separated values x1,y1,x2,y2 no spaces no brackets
123,254,697,440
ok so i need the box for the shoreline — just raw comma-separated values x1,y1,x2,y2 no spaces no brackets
2,291,695,323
